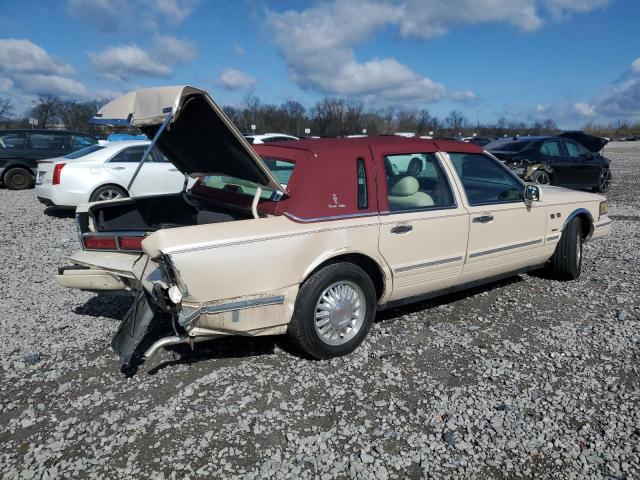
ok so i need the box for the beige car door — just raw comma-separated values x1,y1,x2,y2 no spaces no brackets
444,152,548,283
376,152,469,302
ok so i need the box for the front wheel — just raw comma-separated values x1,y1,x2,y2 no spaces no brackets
3,167,34,190
531,170,551,186
594,168,611,193
287,262,376,359
549,217,583,280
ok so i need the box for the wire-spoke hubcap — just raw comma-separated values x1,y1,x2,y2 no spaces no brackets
97,189,123,201
599,170,611,192
314,281,366,346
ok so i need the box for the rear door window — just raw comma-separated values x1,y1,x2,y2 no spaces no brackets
71,135,97,150
29,132,68,150
0,132,26,149
563,140,589,157
109,146,153,163
384,153,455,211
540,140,562,156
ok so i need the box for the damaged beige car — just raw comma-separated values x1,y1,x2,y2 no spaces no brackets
57,86,611,374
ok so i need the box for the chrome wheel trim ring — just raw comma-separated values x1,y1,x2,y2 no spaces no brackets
535,172,550,185
314,280,366,346
97,189,123,201
576,231,582,269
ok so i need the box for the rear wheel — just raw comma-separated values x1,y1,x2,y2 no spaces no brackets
90,185,128,202
3,167,34,190
594,168,611,193
531,170,551,186
287,262,376,359
549,217,583,280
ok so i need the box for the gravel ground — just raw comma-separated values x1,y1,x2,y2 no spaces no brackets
1,142,639,479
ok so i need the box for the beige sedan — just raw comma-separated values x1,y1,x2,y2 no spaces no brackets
56,86,611,373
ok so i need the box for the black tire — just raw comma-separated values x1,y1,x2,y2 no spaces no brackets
531,170,551,185
90,184,128,202
3,167,34,190
550,217,583,280
287,262,376,359
593,168,611,193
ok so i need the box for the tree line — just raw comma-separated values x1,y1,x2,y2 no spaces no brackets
1,93,638,139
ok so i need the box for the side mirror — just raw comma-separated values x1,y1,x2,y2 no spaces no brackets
525,184,543,203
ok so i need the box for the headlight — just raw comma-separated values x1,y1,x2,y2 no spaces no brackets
599,201,609,216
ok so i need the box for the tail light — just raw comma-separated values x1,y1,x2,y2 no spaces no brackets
118,236,143,251
83,236,117,250
52,163,66,185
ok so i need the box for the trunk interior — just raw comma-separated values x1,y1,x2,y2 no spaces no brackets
89,193,251,232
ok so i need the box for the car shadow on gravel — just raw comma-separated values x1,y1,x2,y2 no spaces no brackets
145,336,278,375
74,294,134,320
376,275,524,322
44,207,75,218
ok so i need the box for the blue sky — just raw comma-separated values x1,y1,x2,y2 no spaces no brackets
1,0,639,128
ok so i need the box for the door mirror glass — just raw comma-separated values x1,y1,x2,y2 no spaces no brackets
525,185,541,202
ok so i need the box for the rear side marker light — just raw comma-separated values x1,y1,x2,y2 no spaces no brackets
83,236,117,250
52,163,66,185
118,236,144,250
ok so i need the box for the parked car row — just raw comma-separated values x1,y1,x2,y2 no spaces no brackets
0,129,99,189
52,86,611,374
35,141,189,208
486,131,611,192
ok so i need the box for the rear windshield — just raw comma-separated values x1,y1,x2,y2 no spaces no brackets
486,140,535,152
200,158,294,200
64,144,105,159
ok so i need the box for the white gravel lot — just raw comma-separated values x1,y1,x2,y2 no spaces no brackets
1,142,639,479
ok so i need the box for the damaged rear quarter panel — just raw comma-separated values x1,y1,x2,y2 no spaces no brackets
141,214,388,332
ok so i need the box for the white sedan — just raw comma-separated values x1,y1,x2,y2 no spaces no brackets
35,140,186,208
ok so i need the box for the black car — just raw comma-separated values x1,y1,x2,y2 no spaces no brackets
467,136,495,147
486,131,611,193
0,129,98,190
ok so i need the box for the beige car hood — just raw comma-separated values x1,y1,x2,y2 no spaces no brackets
92,85,286,192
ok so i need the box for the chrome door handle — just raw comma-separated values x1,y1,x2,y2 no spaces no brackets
169,168,178,171
110,166,125,170
391,224,413,234
473,215,494,223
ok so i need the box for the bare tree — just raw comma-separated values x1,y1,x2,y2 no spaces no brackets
30,95,59,128
445,110,468,135
0,97,13,121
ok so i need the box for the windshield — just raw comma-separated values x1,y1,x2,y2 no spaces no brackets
200,158,294,200
64,144,105,159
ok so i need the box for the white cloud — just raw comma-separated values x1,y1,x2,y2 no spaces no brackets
67,0,199,33
88,36,196,82
89,45,172,81
0,39,89,100
152,0,199,23
0,77,13,92
12,74,89,98
152,35,196,64
0,39,73,76
233,45,245,56
218,69,256,91
572,101,596,117
267,0,610,106
597,57,640,118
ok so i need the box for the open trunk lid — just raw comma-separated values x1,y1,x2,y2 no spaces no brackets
92,86,287,193
558,131,608,152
